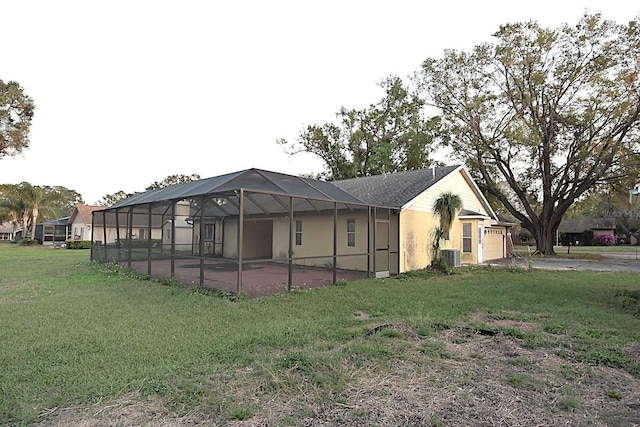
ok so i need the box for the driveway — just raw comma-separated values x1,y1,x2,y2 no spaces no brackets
489,252,640,272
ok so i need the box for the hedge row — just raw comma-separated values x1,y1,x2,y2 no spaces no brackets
65,240,91,249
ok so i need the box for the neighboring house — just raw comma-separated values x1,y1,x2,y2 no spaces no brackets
68,205,105,240
334,165,512,272
70,204,165,245
34,217,70,245
558,217,616,245
87,203,178,246
0,222,18,241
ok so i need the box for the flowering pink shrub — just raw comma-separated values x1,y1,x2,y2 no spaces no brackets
596,234,615,246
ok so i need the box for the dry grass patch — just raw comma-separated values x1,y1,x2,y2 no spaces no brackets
35,316,640,426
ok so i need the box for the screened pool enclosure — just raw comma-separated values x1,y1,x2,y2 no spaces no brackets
91,169,397,297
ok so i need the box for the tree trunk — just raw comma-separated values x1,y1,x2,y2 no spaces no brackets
31,203,39,240
531,210,563,255
535,228,557,255
22,209,29,240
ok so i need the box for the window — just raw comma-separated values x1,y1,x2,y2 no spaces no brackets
295,220,302,246
347,219,356,247
462,223,472,253
205,224,214,240
139,228,146,240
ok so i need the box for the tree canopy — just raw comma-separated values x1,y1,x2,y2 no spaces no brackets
0,183,83,238
278,76,444,180
421,13,640,254
98,174,201,206
0,80,35,159
145,174,201,191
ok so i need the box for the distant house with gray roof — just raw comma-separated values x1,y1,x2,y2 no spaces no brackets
558,217,616,245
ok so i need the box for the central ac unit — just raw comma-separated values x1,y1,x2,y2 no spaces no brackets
440,249,461,268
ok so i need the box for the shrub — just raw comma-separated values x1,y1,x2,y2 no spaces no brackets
581,229,595,246
65,240,92,249
517,230,532,242
596,234,615,246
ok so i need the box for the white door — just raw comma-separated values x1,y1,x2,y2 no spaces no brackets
477,224,484,263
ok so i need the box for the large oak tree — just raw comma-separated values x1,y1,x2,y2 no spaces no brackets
278,76,444,180
421,13,640,254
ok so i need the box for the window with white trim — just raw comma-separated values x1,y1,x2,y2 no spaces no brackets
295,220,302,246
347,219,356,247
462,223,472,253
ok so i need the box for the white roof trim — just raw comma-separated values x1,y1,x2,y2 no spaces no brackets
458,214,492,220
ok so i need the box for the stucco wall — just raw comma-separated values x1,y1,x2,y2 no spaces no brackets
398,167,507,271
400,210,439,272
70,218,90,240
272,211,370,272
162,223,193,247
92,226,162,244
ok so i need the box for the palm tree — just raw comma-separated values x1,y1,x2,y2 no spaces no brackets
0,184,28,238
20,184,59,240
431,192,462,268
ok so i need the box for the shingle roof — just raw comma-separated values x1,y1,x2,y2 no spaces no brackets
0,221,16,233
333,165,461,208
70,205,104,225
558,217,616,234
40,216,70,225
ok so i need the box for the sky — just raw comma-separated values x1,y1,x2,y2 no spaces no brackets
2,1,639,205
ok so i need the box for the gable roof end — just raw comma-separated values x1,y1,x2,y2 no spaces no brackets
333,166,460,208
69,205,103,225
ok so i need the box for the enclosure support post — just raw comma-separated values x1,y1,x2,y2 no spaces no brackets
90,212,94,260
387,208,391,272
372,208,377,275
127,209,133,269
288,196,293,292
147,204,153,276
237,189,244,294
333,202,337,284
199,196,206,286
101,210,107,262
171,202,176,277
115,207,121,262
367,206,371,277
395,210,400,275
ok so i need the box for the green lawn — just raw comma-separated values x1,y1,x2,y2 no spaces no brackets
513,244,640,254
1,244,640,425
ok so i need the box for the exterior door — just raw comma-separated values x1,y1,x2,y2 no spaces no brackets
477,223,484,263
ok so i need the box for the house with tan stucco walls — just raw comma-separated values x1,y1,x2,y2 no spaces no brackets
335,165,512,272
91,166,511,296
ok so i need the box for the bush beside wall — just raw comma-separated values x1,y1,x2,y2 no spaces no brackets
66,240,92,249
